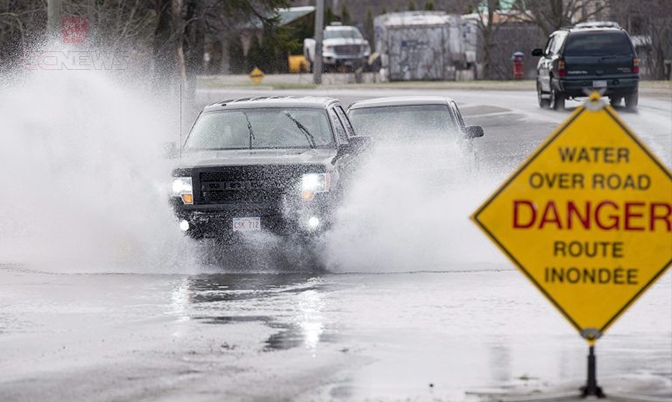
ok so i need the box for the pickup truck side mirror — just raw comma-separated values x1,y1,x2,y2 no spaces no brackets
531,48,544,57
464,125,484,139
336,136,373,158
348,135,373,151
163,141,180,159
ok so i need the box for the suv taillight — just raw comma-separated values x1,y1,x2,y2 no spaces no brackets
633,57,640,74
558,60,566,77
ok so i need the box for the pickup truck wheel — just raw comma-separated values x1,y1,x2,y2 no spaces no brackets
609,96,622,107
550,87,565,111
625,91,638,111
537,82,550,108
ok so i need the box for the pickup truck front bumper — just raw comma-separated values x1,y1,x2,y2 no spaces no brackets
171,197,333,242
322,53,368,68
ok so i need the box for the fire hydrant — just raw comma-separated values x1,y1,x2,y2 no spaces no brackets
512,51,524,80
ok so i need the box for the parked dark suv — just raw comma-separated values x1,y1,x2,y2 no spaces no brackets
532,22,640,111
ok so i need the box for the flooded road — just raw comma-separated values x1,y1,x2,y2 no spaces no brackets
1,84,670,401
0,265,670,401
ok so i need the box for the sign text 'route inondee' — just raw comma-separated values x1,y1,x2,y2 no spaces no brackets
472,93,672,343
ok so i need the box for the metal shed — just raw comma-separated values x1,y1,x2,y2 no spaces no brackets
374,12,465,81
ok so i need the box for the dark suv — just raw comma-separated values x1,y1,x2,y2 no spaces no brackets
532,22,640,111
169,97,370,243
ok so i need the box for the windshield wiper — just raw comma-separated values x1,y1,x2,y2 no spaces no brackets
242,111,254,149
283,111,316,148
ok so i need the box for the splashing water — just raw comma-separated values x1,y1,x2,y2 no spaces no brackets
0,42,510,275
323,140,509,273
0,43,197,273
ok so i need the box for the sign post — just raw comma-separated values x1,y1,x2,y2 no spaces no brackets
472,92,672,397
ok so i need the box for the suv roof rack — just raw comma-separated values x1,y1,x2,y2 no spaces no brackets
574,21,621,29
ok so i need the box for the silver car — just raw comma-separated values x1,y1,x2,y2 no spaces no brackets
347,96,484,175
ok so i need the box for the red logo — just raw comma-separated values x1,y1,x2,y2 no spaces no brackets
61,17,88,44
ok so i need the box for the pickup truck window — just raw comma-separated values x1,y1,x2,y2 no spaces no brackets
334,106,355,140
324,27,363,39
449,102,466,130
348,105,460,141
184,108,335,150
543,36,555,55
328,108,348,143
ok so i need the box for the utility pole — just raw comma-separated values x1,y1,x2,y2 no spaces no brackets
47,0,62,38
313,0,325,84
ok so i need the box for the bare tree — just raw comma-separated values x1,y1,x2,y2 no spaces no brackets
607,0,672,80
511,0,608,37
0,0,46,72
466,0,511,80
151,0,185,95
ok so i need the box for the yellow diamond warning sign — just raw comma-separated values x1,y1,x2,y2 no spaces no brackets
249,67,264,84
471,93,672,343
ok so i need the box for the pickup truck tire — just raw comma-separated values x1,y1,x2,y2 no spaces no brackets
537,82,550,108
550,87,565,111
625,91,638,111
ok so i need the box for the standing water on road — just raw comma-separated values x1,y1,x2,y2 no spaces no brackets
0,51,669,400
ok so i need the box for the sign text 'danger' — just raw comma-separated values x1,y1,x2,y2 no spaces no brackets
472,93,672,341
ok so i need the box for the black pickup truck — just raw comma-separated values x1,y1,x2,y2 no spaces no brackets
170,96,370,242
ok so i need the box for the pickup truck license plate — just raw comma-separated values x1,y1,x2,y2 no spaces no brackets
233,217,261,232
592,80,607,88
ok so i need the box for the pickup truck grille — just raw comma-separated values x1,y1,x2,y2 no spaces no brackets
197,167,299,205
334,44,362,55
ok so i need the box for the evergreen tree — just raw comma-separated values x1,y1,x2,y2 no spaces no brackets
325,6,334,25
292,15,314,54
228,34,245,74
424,0,435,11
246,35,264,73
260,37,275,72
364,8,374,45
408,0,416,11
341,2,351,25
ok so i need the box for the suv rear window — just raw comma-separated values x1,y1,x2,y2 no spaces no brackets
564,31,633,56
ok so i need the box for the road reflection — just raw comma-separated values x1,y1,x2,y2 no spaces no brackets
171,273,335,351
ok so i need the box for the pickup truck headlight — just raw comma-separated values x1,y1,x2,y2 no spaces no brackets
324,45,333,52
301,173,330,200
172,177,193,205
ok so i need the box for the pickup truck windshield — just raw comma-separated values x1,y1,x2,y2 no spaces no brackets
184,108,335,150
564,31,633,56
324,28,363,40
348,105,460,141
